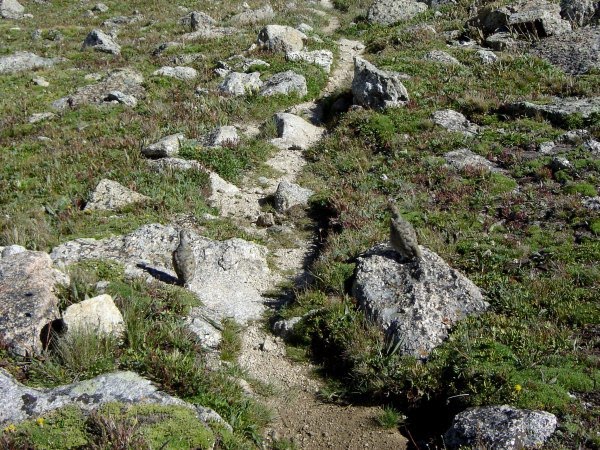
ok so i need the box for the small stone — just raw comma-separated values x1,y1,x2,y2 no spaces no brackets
152,66,198,80
32,76,49,87
204,126,239,147
1,244,26,258
218,72,263,96
273,180,314,212
104,90,137,107
256,212,275,227
0,0,24,19
257,24,307,53
260,70,307,97
477,49,498,64
142,133,185,158
29,112,55,124
62,294,124,337
286,49,334,72
432,109,479,136
424,50,461,65
82,29,121,55
92,3,108,12
352,57,409,109
84,179,150,211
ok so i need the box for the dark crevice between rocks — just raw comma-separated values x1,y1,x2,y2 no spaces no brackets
40,318,66,351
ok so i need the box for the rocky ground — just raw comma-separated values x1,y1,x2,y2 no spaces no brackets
0,0,599,448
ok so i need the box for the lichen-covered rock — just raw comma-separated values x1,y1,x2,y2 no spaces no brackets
180,10,216,30
445,148,505,173
424,50,461,65
260,70,307,97
273,180,314,212
531,26,600,75
352,57,409,109
204,126,239,147
0,0,24,19
431,109,479,136
153,66,198,80
477,49,499,64
270,112,325,150
367,0,427,25
0,251,68,356
84,179,150,211
445,405,557,449
506,96,600,125
82,29,121,55
230,4,275,25
62,294,124,337
353,244,488,358
0,52,62,74
286,49,334,73
1,244,26,258
147,157,205,173
52,68,145,110
257,25,307,53
142,133,185,158
0,369,225,431
218,71,263,96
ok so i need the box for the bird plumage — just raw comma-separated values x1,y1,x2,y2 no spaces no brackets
172,229,197,285
388,201,422,261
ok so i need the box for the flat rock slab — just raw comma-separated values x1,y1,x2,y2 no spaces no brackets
530,25,600,75
506,96,600,125
445,405,557,449
353,244,488,358
0,251,69,356
85,179,150,211
0,369,221,429
445,148,505,173
52,68,145,110
51,223,179,282
0,51,63,74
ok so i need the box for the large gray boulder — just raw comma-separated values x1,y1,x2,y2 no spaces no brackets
352,57,409,109
0,0,24,19
270,112,325,150
431,109,479,136
0,52,62,74
506,96,600,125
52,68,145,110
82,29,121,55
353,244,488,358
84,179,150,211
445,405,557,449
0,369,223,430
273,180,314,212
142,133,185,158
469,0,571,37
260,71,307,97
0,251,69,356
257,25,307,53
560,0,599,26
367,0,428,25
531,25,600,75
218,72,263,96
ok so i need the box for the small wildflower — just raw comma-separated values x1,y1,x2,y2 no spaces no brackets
3,424,16,433
514,384,522,393
36,417,45,428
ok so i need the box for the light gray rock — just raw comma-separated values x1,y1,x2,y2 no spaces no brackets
352,244,488,358
85,179,150,211
102,14,143,28
297,23,314,33
92,3,109,13
184,233,271,346
286,49,334,72
424,50,461,65
1,244,26,258
153,66,198,80
445,405,557,450
531,26,600,75
257,25,307,53
506,96,600,125
142,133,185,158
352,57,409,109
230,4,275,25
256,212,276,227
585,138,600,155
52,68,145,110
273,180,314,212
445,148,504,173
260,71,307,97
485,31,520,50
82,29,121,55
582,196,600,210
32,76,49,87
218,71,263,96
477,49,499,64
0,369,225,431
0,0,24,19
561,0,599,26
182,25,238,41
62,294,124,337
51,224,180,282
0,51,62,74
272,316,302,338
270,112,325,150
152,41,183,56
217,55,270,73
204,126,239,147
180,10,217,30
432,109,479,136
0,251,68,356
147,157,205,173
29,112,55,124
104,90,137,107
367,0,428,25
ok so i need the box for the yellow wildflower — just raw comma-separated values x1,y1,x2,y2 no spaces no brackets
3,424,16,433
36,417,45,428
514,384,522,393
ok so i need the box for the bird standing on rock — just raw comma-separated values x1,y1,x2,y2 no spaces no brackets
388,200,422,261
172,229,197,285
